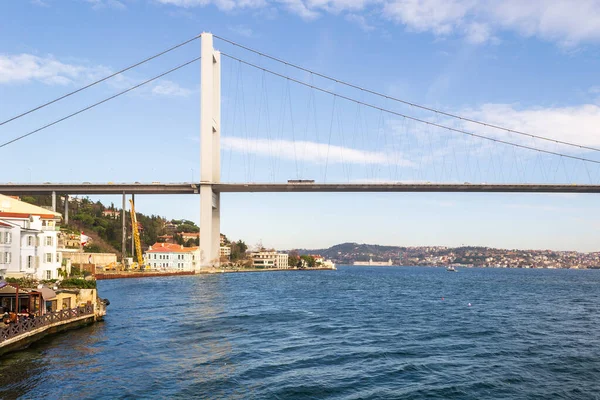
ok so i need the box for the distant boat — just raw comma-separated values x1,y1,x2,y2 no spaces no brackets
447,266,457,272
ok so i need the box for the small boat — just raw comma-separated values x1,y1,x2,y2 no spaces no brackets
446,266,457,272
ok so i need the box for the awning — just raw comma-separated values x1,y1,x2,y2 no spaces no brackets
40,287,57,300
0,285,30,295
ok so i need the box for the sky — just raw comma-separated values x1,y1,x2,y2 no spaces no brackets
1,0,600,252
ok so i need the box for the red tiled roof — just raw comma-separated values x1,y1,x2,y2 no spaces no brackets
0,212,58,220
146,242,197,253
0,221,12,227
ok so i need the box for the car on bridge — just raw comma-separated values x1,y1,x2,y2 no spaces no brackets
288,180,315,184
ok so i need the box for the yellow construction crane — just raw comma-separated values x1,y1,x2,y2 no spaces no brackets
129,198,146,271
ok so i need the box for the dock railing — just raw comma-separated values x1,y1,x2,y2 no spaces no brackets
1,304,94,344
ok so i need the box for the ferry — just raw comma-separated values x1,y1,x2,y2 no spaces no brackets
446,266,457,272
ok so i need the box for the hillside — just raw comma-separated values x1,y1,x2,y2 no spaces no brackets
20,195,175,256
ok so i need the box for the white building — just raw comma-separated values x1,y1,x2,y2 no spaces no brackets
144,242,199,271
220,246,231,259
250,251,289,269
0,194,62,280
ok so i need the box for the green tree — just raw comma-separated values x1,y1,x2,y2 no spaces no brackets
288,250,299,267
300,255,316,268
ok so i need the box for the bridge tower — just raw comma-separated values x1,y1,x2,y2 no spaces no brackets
199,33,221,269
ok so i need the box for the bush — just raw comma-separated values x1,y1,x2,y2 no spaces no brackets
5,277,36,287
60,278,96,289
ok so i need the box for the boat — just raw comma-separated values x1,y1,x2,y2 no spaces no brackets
446,266,457,272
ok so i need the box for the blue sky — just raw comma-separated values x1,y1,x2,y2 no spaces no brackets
2,0,600,251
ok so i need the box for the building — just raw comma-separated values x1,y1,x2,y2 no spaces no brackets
180,232,200,242
101,209,120,219
250,251,289,269
312,255,336,269
144,242,199,271
157,234,174,244
0,194,62,280
353,257,393,266
220,246,231,259
164,222,178,234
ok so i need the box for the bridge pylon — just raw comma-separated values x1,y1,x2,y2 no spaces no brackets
199,33,221,270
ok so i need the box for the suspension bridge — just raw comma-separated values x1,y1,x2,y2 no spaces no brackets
2,32,600,268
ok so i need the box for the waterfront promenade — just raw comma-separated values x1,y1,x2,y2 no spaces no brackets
0,304,99,356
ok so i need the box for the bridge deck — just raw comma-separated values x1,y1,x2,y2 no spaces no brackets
0,183,599,195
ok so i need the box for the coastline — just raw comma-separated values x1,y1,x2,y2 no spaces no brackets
95,267,336,280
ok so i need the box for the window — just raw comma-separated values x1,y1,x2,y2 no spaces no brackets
46,270,52,280
62,298,71,310
56,253,60,263
5,232,10,244
5,252,10,264
27,236,34,246
0,232,3,243
45,236,53,246
46,253,52,263
27,255,33,268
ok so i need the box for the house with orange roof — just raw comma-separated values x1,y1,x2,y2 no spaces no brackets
143,242,199,271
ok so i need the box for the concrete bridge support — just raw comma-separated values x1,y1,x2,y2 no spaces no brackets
64,195,69,224
199,33,221,269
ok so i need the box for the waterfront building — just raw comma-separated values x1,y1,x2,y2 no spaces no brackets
353,257,393,266
220,246,231,259
0,194,62,280
250,251,289,269
144,242,198,271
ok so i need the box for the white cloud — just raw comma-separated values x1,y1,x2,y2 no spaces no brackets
156,0,266,11
154,0,600,46
0,54,111,85
222,136,415,166
31,0,50,7
227,25,255,37
459,103,600,149
383,0,474,36
345,13,375,31
85,0,127,9
151,80,193,97
0,53,193,98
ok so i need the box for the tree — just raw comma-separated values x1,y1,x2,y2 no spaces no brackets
173,233,184,245
288,250,299,267
300,255,316,268
230,240,248,261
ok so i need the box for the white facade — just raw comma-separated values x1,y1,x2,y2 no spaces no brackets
144,243,199,271
251,251,289,269
220,246,231,259
0,216,62,280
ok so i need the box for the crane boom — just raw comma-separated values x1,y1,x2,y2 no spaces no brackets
129,198,145,270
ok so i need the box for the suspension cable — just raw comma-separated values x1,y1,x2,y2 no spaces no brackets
0,57,200,149
214,34,600,153
0,34,202,127
220,52,600,166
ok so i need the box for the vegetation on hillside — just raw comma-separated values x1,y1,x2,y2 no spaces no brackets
21,195,169,256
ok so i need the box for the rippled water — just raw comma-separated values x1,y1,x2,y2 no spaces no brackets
2,266,600,399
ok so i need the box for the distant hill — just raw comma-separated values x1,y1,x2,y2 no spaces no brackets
293,242,406,264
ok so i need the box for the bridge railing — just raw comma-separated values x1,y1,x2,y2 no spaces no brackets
0,304,94,344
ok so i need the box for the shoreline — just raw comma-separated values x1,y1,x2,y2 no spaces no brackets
95,267,336,280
